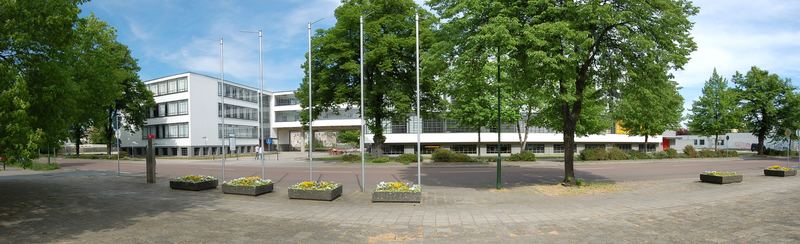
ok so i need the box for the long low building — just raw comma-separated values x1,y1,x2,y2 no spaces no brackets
120,72,664,157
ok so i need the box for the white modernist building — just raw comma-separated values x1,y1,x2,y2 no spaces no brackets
121,72,664,157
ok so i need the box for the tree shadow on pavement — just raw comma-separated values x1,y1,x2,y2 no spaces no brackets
0,170,223,243
395,165,612,189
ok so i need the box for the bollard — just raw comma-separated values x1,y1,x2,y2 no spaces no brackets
146,134,156,183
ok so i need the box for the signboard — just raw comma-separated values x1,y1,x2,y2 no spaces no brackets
266,138,273,145
785,129,792,137
229,134,236,151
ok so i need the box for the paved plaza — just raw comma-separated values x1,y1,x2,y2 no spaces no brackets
1,156,799,243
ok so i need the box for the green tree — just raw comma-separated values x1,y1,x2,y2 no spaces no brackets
776,90,800,142
733,66,794,154
336,130,361,147
687,70,740,151
616,79,684,148
296,0,439,155
429,0,698,185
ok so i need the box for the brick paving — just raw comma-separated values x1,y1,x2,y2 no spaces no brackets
1,158,799,242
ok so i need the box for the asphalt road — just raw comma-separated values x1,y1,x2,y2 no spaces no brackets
51,155,793,191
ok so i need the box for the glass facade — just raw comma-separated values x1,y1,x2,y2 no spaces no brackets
275,94,298,106
147,78,188,97
218,103,258,121
275,111,300,122
218,83,258,103
141,123,189,139
148,100,188,118
218,124,258,138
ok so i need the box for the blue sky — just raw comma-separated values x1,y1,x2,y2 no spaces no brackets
81,0,800,114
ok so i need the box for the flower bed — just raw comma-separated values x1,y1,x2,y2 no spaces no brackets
288,181,342,201
372,181,421,203
170,175,218,191
700,171,743,184
221,176,273,196
764,165,797,177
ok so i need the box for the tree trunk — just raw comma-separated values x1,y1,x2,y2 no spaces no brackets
757,134,766,155
74,129,82,156
714,134,719,151
563,121,577,185
477,127,481,158
372,116,385,156
644,135,649,152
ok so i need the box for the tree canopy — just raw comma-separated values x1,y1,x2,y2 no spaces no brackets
733,66,796,154
687,69,740,150
296,0,439,155
616,79,684,146
429,0,698,184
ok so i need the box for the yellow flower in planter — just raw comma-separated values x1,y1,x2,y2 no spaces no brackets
767,165,792,171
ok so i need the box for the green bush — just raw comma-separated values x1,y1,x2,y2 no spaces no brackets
507,151,537,161
683,145,697,158
628,151,651,160
579,148,608,161
652,152,668,159
606,148,629,160
396,153,417,164
369,156,390,163
340,154,360,162
720,150,738,157
698,150,718,158
431,149,473,162
665,148,678,158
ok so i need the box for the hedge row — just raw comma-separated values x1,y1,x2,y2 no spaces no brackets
580,146,739,161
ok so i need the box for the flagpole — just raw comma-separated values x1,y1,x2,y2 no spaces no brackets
220,37,226,182
360,15,366,192
307,22,314,181
415,12,421,190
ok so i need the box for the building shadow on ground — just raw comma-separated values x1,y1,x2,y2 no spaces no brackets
0,170,223,243
394,164,612,189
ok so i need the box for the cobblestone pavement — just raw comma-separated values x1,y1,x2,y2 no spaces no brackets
1,164,799,243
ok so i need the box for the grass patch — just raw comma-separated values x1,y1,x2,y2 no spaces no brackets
530,181,622,196
8,161,60,171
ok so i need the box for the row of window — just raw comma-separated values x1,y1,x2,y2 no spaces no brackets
141,123,189,139
218,103,259,121
218,83,259,103
381,143,656,154
147,78,188,97
275,94,298,106
218,124,258,139
148,100,188,118
693,139,724,146
275,111,300,122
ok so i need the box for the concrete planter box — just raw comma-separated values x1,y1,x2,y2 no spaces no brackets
170,180,218,191
764,169,797,177
700,174,743,184
372,191,421,203
222,183,273,196
288,185,342,201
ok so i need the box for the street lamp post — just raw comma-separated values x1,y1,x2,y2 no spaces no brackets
359,15,366,192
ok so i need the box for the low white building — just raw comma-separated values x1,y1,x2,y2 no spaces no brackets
121,72,665,157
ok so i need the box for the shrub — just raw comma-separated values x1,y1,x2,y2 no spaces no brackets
396,153,417,164
579,148,607,161
628,151,651,160
432,149,474,162
369,156,390,163
575,178,586,186
665,148,678,158
719,150,738,157
698,150,718,158
683,145,697,158
340,154,360,162
652,152,668,159
507,151,537,161
606,148,629,160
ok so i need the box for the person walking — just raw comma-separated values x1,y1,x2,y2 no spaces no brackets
254,146,260,160
258,144,264,160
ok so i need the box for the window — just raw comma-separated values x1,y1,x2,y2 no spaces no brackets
218,83,258,103
177,79,187,92
423,119,445,133
276,111,300,122
615,144,632,151
276,94,298,106
178,100,188,115
158,104,166,117
639,143,657,152
719,140,725,146
383,145,404,155
218,124,258,138
525,144,545,153
158,83,167,95
585,144,606,150
167,80,177,93
141,123,189,139
167,102,178,116
451,145,477,154
694,139,698,145
554,144,577,153
391,121,407,133
487,144,511,154
422,145,440,154
217,103,257,121
699,139,705,145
